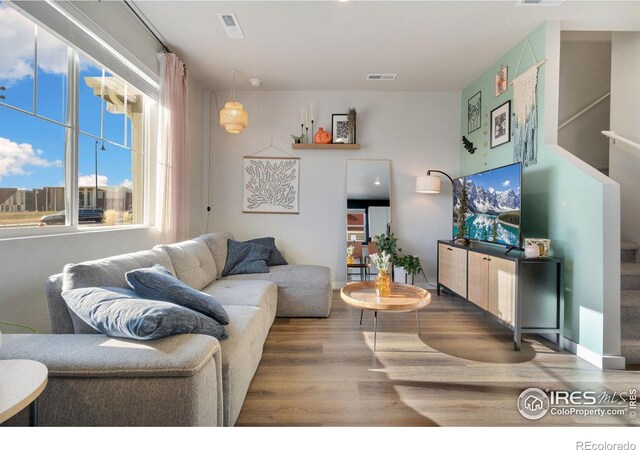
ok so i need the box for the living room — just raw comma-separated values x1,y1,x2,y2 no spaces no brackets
1,0,639,446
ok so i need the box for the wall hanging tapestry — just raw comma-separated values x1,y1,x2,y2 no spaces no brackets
243,156,300,214
511,39,545,167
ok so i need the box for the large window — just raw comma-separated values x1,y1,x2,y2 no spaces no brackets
0,2,152,232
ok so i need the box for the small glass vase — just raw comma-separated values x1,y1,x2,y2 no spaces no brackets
375,269,392,297
347,255,355,265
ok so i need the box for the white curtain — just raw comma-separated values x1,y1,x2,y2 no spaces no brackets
156,52,189,243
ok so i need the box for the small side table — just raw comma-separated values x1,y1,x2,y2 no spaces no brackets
0,359,48,426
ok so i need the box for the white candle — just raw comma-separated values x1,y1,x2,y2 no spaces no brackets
310,104,314,122
305,109,309,128
301,107,304,125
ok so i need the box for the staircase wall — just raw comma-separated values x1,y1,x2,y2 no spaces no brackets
609,32,640,256
558,33,611,171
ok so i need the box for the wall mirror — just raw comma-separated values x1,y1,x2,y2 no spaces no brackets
345,159,391,283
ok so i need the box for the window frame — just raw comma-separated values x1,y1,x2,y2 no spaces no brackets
0,2,157,239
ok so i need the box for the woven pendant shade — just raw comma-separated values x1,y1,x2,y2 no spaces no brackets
219,101,248,133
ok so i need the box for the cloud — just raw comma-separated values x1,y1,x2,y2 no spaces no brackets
0,137,62,181
79,174,109,187
120,179,133,189
0,4,69,83
502,180,511,187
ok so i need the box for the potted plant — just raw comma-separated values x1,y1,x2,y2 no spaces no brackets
397,255,422,285
291,133,305,144
373,232,402,266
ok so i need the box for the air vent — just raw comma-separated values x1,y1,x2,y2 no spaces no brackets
367,74,397,81
516,0,564,5
217,13,245,39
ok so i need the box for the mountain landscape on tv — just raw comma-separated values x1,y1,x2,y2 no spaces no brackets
453,164,521,246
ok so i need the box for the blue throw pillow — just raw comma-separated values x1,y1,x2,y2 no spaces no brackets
125,264,229,325
61,287,228,340
222,239,271,276
246,237,288,266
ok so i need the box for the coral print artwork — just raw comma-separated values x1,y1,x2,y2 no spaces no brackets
243,157,300,214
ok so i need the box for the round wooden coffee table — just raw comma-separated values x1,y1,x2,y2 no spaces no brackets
0,359,48,426
340,281,431,351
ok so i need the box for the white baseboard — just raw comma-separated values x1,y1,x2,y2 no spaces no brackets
562,337,626,370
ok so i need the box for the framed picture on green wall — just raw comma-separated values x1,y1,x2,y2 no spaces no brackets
467,91,481,134
490,100,511,148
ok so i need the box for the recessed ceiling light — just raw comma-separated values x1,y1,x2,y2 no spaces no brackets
516,0,564,5
374,177,381,186
218,13,245,39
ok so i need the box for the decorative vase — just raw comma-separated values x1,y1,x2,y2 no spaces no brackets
524,244,540,259
347,256,355,265
375,269,392,297
314,127,332,144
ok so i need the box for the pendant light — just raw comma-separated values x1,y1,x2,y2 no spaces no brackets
219,71,248,134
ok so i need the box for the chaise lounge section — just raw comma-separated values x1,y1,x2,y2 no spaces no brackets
0,232,332,426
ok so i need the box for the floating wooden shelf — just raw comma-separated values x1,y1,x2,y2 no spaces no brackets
292,143,360,150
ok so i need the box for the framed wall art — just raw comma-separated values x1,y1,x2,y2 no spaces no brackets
495,66,508,96
467,91,482,134
332,113,353,144
490,100,511,148
243,156,300,214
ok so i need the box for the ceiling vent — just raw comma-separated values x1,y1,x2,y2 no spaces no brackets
516,0,564,5
367,74,397,81
218,13,245,39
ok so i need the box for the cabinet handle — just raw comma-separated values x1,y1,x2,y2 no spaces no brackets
487,258,492,261
482,257,487,260
447,247,453,251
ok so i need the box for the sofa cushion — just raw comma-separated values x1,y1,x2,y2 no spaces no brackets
221,240,271,276
200,232,235,279
126,264,229,325
201,279,277,336
62,248,176,291
246,237,288,266
222,265,332,317
156,237,217,290
62,287,228,340
218,305,269,426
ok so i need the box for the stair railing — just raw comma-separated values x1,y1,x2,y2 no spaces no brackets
558,91,611,131
602,131,640,159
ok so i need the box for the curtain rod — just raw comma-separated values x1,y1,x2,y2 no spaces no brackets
122,0,171,54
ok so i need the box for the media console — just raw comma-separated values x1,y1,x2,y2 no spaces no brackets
437,240,564,351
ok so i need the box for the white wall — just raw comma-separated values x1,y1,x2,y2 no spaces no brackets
610,32,640,251
558,37,611,171
203,90,460,284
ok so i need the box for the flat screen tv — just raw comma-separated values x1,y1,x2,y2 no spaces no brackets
453,162,522,247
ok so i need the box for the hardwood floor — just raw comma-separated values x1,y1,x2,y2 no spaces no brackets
236,290,640,426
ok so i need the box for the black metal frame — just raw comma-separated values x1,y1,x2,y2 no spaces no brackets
489,99,512,149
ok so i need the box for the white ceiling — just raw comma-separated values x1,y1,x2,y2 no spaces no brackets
134,1,640,91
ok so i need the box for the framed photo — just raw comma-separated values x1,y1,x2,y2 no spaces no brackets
495,66,508,96
243,156,300,214
490,100,511,148
467,91,481,134
525,238,551,257
332,113,352,144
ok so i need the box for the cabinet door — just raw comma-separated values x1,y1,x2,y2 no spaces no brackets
450,247,468,297
467,252,489,309
488,257,516,326
438,244,452,289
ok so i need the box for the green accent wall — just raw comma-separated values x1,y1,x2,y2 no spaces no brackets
460,22,607,355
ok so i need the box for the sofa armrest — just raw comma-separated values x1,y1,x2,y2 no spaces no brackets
0,334,223,426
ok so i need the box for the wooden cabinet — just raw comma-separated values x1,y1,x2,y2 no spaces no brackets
487,257,516,326
438,243,467,297
467,251,489,310
437,240,564,351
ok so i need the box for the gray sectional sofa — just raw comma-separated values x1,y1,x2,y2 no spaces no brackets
0,232,332,427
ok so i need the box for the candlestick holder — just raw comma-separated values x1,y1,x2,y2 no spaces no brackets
300,123,304,142
311,120,315,143
305,127,309,144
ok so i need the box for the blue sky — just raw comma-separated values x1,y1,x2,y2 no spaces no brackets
0,2,134,191
461,163,521,193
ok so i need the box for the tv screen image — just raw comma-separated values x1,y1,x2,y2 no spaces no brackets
453,163,521,246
